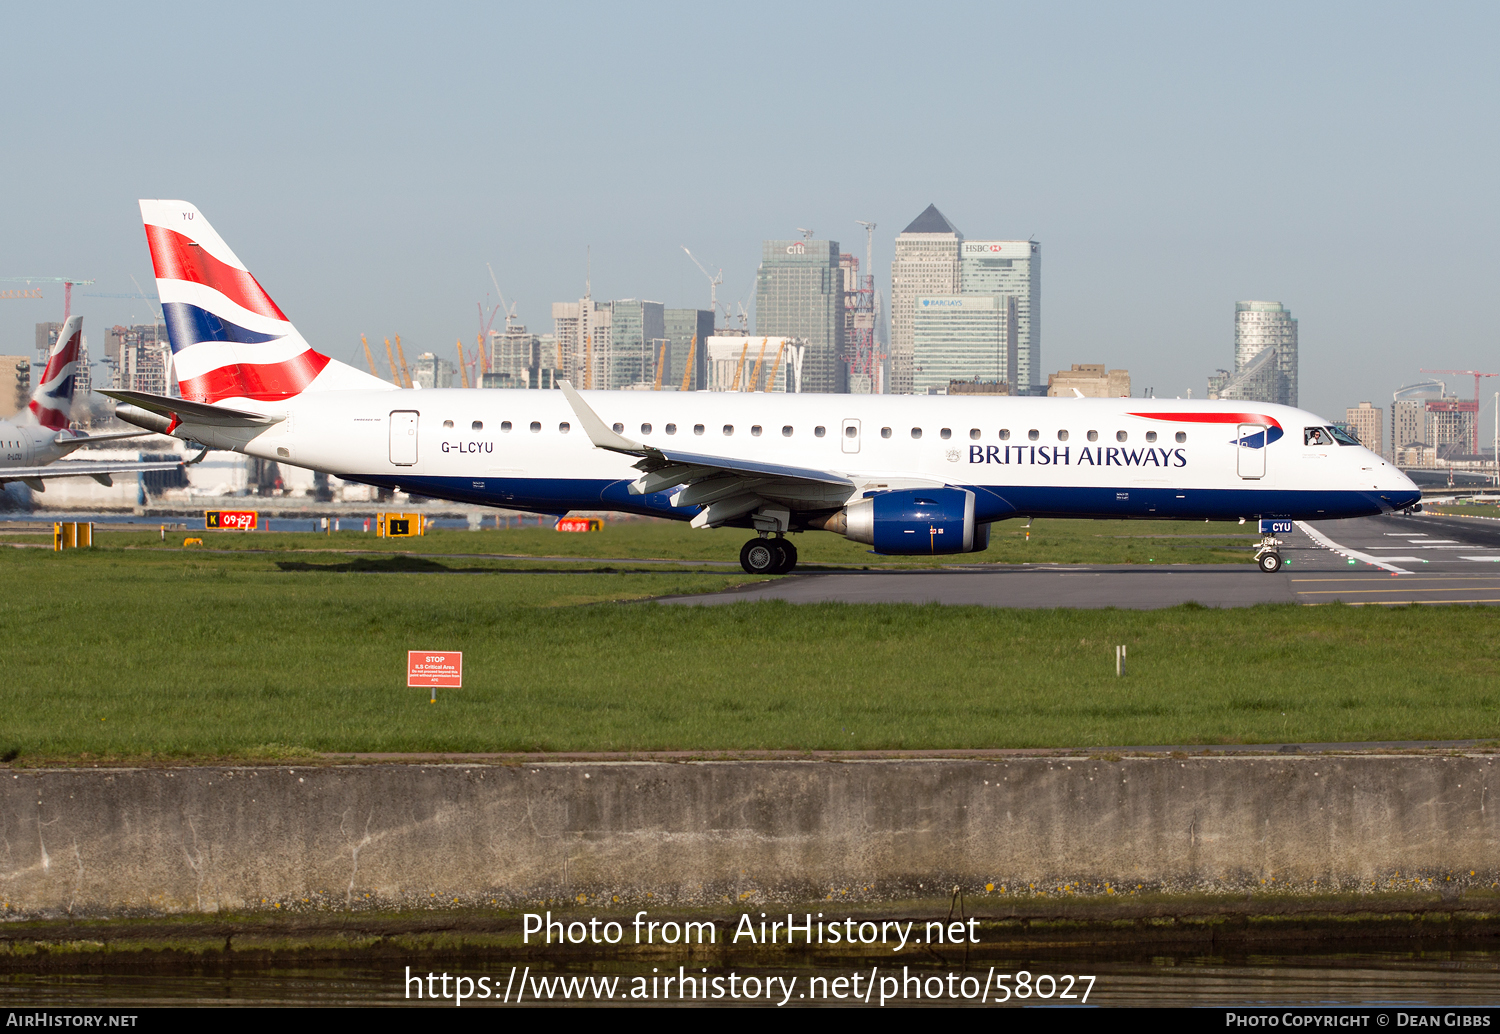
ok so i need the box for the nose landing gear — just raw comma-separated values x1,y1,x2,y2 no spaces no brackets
740,536,798,574
1255,535,1283,573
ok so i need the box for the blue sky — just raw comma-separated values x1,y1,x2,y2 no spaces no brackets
3,2,1497,433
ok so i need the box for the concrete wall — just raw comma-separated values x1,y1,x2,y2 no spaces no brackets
1,757,1496,916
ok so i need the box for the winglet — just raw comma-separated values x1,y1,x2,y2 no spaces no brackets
559,380,649,455
1071,388,1084,398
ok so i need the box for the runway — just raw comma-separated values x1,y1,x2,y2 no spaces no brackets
663,511,1500,609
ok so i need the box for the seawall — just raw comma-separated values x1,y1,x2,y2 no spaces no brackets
1,756,1496,917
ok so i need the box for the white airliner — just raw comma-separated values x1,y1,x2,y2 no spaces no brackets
103,200,1420,574
0,315,181,492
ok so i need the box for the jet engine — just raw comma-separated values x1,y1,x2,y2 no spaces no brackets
834,487,988,555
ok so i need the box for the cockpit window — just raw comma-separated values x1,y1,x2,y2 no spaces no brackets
1305,427,1332,446
1327,425,1361,446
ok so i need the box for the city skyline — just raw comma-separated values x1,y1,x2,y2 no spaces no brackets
1,3,1496,441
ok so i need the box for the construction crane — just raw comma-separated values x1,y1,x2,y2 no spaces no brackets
486,263,519,331
681,247,723,321
1420,368,1499,454
653,342,666,391
797,228,815,240
455,339,471,389
1,277,95,315
361,334,380,378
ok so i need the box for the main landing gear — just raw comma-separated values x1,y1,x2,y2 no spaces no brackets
1255,535,1283,573
740,536,798,574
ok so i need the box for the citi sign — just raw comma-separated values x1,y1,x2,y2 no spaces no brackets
785,242,806,255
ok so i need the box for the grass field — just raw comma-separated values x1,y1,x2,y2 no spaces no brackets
1,541,1496,759
0,515,1254,566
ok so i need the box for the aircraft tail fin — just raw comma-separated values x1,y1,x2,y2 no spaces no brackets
138,200,394,407
28,314,83,431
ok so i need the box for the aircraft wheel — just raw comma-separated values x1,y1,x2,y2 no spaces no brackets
1258,551,1283,573
776,539,798,573
740,538,779,574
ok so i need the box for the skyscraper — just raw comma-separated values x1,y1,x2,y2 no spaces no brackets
551,298,611,388
664,308,713,390
911,295,1016,394
960,240,1040,392
1344,401,1384,457
890,205,962,395
755,239,846,394
607,300,665,389
1232,301,1298,407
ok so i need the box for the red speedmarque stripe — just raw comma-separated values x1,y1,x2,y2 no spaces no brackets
28,400,68,432
144,224,290,323
177,350,331,403
1129,411,1283,429
38,337,79,382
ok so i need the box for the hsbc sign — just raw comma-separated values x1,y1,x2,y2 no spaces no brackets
962,240,1035,256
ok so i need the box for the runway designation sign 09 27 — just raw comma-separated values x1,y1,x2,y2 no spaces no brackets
408,652,462,688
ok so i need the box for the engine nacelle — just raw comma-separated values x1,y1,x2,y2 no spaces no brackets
843,488,985,555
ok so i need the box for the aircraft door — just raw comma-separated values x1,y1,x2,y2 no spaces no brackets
390,411,419,465
841,418,861,454
1237,423,1266,479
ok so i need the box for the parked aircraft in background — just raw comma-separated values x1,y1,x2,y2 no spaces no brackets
0,315,181,491
106,200,1420,573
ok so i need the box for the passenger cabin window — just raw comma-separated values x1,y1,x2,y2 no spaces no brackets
694,424,705,435
999,429,1011,440
559,422,571,433
723,425,734,436
1087,430,1098,442
1175,431,1187,443
501,421,512,432
880,427,891,438
815,426,827,438
751,425,762,436
529,421,541,433
442,419,454,428
665,423,677,435
782,425,793,437
641,423,652,435
612,422,624,433
1057,430,1069,442
911,427,923,439
969,428,981,440
940,428,952,439
472,420,483,430
1028,429,1039,441
1145,431,1157,443
1116,431,1128,442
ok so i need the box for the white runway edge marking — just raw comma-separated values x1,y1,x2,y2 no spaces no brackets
1294,521,1412,575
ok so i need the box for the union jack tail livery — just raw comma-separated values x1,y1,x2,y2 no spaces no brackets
139,200,391,407
29,314,83,431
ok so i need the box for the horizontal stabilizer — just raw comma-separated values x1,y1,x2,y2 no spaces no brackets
99,389,283,427
53,430,153,446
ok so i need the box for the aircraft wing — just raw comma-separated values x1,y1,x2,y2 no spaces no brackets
559,380,855,529
0,459,184,491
